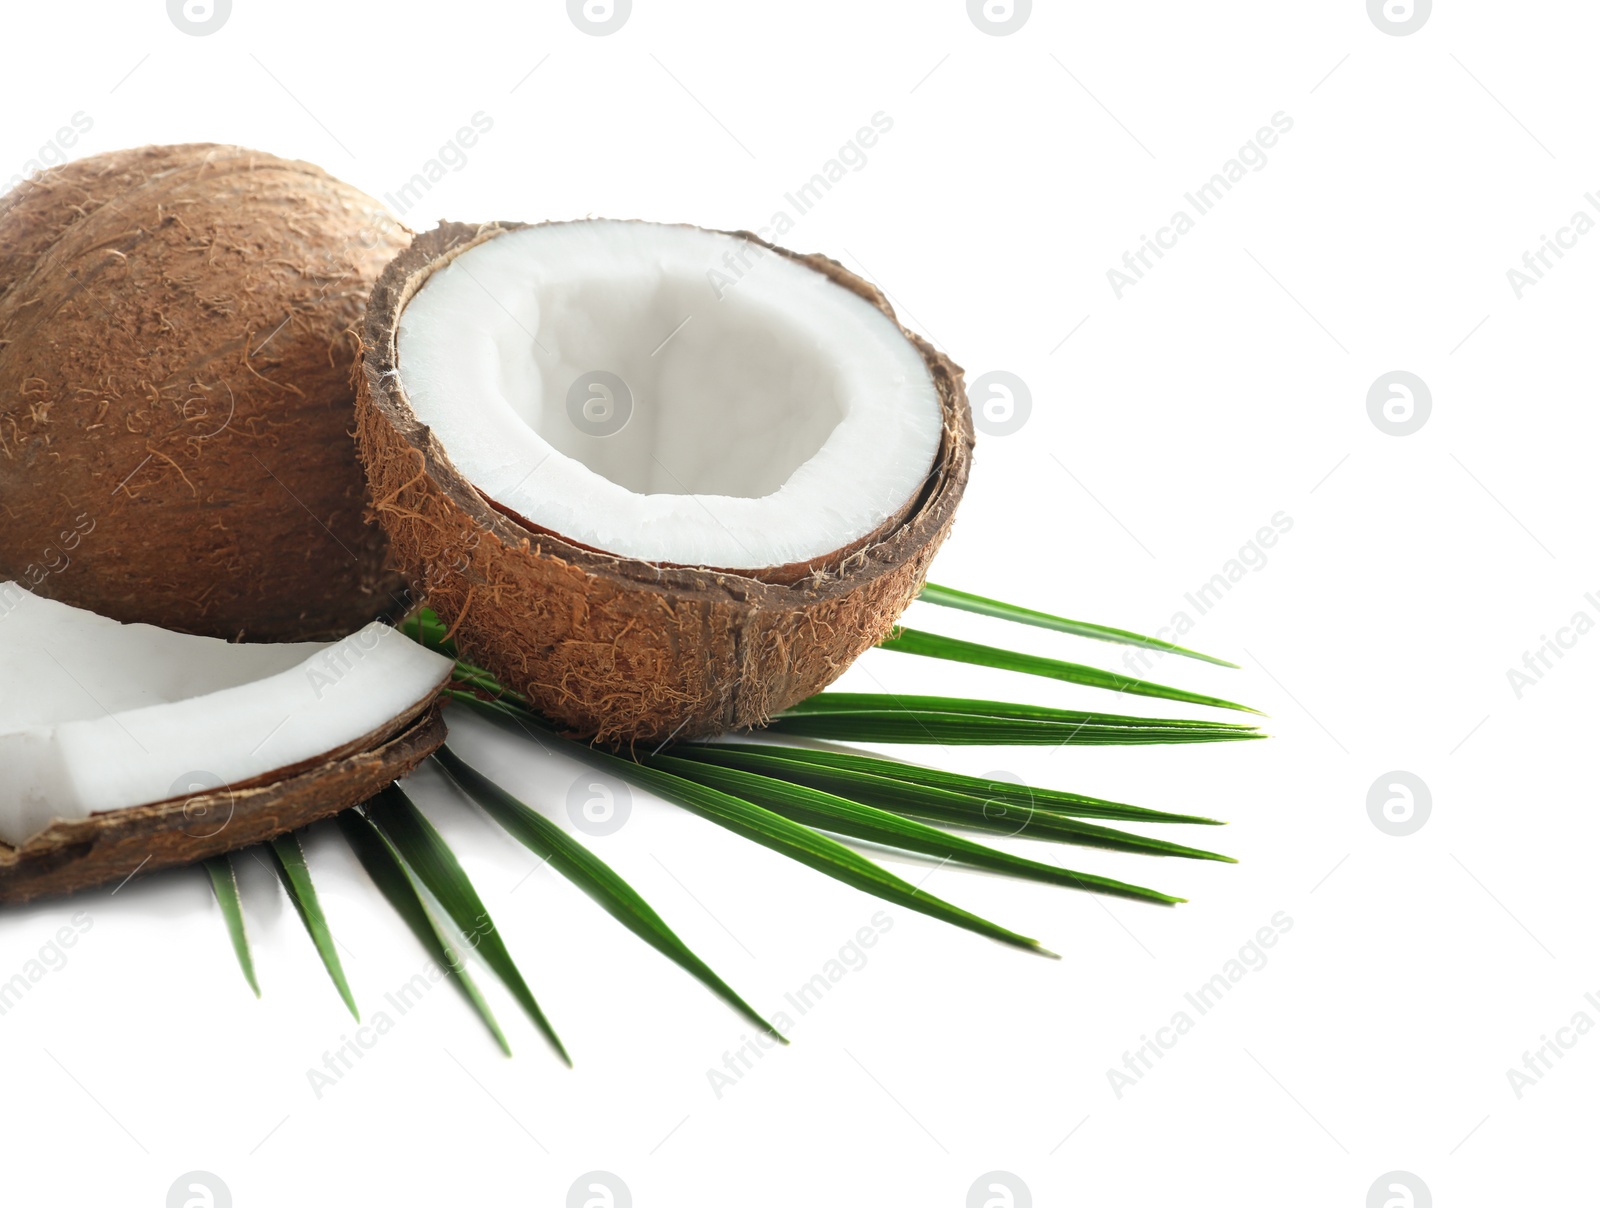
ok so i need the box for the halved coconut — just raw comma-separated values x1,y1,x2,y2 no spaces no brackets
0,144,408,642
357,220,972,742
0,582,453,902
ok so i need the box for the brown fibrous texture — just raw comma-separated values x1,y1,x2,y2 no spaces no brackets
0,700,446,904
0,144,409,641
356,221,973,743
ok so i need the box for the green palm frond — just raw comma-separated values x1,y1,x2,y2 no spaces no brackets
197,580,1261,1061
458,692,1052,955
267,831,358,1019
670,745,1230,857
432,744,782,1041
768,693,1263,745
677,742,1222,826
204,856,259,997
336,807,513,1056
880,627,1260,714
364,784,568,1065
917,583,1237,667
650,754,1197,901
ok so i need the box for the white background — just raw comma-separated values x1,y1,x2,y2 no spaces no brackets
2,2,1595,1205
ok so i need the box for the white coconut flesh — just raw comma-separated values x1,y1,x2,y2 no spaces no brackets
0,584,453,848
396,220,944,569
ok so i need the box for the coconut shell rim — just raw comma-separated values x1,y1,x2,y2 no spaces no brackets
357,218,974,609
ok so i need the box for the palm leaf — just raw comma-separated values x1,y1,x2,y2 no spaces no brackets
266,831,359,1019
364,784,569,1065
432,745,782,1041
652,755,1193,902
918,583,1237,667
335,807,512,1056
673,744,1231,855
880,627,1259,714
455,693,1052,955
204,856,259,997
681,742,1221,825
770,693,1263,745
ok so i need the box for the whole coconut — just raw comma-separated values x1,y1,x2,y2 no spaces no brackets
0,144,408,640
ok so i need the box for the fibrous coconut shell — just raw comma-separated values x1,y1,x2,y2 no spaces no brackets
0,144,408,641
356,221,973,743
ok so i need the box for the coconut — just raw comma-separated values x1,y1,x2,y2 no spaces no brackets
0,582,453,902
0,143,408,642
356,220,972,742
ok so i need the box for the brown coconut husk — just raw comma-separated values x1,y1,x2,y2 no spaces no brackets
0,696,446,904
356,221,973,743
0,144,408,641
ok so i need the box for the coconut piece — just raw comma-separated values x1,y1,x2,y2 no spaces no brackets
0,144,408,641
0,582,453,854
0,706,445,905
357,220,973,742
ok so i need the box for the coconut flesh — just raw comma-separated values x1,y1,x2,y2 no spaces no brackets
0,581,452,849
357,220,973,741
395,220,944,569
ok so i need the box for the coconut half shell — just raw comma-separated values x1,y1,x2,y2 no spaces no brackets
0,697,445,904
0,144,408,641
356,221,973,742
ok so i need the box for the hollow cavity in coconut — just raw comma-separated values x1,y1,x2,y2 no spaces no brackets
357,220,972,743
0,581,452,902
0,144,409,641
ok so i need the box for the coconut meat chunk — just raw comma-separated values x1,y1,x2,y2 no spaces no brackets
0,585,453,848
395,220,944,569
